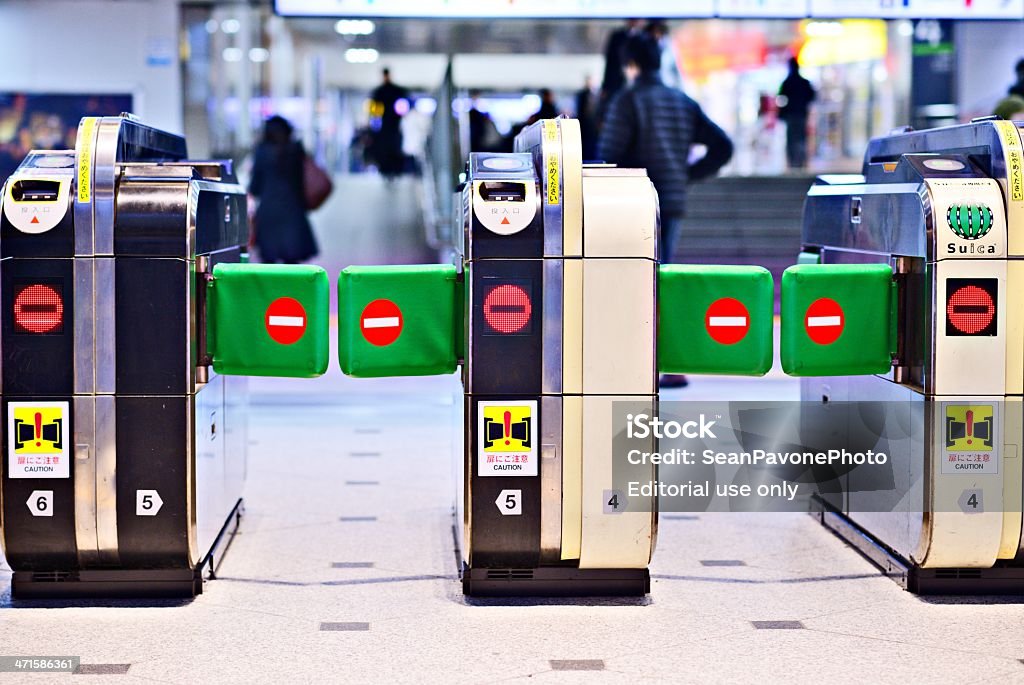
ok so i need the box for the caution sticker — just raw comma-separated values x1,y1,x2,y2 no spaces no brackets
478,400,537,477
942,404,997,474
996,120,1024,204
7,402,70,479
76,117,97,204
542,120,560,206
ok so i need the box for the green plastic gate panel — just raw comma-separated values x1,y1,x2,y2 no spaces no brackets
658,265,774,376
780,263,895,377
207,263,330,378
338,264,462,378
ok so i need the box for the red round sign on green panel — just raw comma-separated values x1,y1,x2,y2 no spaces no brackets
705,297,750,345
805,297,844,345
361,298,404,346
265,297,307,345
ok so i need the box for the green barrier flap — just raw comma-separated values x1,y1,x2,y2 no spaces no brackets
780,263,893,377
658,265,774,376
208,263,330,378
338,264,460,378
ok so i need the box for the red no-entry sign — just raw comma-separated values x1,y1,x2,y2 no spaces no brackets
361,299,403,346
265,297,307,345
705,297,750,345
805,298,844,345
947,284,995,335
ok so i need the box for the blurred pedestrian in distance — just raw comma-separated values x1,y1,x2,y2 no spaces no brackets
248,115,319,264
503,89,562,152
644,19,684,92
598,32,732,390
777,57,816,170
599,32,732,265
575,76,599,160
599,19,644,123
995,95,1024,122
530,89,559,123
468,90,502,152
1009,59,1024,99
369,67,410,178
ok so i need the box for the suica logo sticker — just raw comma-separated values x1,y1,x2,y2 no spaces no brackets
946,202,994,240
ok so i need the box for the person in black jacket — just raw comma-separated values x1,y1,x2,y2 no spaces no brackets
249,115,318,264
369,68,410,178
1010,59,1024,99
598,32,733,266
599,33,732,390
778,57,816,170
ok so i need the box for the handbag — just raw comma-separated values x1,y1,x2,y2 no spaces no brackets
303,155,333,210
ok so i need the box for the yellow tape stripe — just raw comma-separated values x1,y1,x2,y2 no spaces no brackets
543,119,560,206
996,120,1024,203
77,117,97,204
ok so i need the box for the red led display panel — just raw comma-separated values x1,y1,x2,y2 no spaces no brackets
483,282,532,335
14,283,64,334
946,279,997,337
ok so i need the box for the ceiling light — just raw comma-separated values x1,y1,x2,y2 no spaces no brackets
345,48,379,64
335,19,375,36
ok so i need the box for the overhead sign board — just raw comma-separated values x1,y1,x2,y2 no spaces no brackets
810,0,1023,19
276,0,1022,18
275,0,716,18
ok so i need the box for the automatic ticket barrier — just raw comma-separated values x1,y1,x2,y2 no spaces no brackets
339,119,659,595
333,117,886,596
797,118,1024,593
0,116,253,597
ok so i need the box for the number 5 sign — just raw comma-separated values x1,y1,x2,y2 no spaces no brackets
495,489,522,516
136,490,164,516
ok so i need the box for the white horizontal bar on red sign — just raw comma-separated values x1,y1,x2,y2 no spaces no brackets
363,317,400,329
268,316,304,327
708,317,747,327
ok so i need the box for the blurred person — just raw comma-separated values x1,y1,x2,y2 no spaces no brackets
468,90,502,152
530,88,559,123
1010,59,1024,99
503,89,563,152
645,19,684,92
248,115,318,265
575,76,599,160
778,57,816,170
401,98,432,174
600,20,644,107
369,68,410,178
598,32,732,389
995,95,1024,121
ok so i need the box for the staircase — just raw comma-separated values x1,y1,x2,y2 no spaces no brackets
675,175,814,309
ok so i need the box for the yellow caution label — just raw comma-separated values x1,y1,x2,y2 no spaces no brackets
7,402,70,479
478,400,538,476
996,120,1024,203
77,117,97,204
482,404,533,453
543,119,560,205
945,405,994,452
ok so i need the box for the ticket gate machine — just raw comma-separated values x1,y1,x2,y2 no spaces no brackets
799,119,1024,592
339,119,659,596
0,116,249,597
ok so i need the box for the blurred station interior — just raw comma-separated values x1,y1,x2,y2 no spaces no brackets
2,1,1024,683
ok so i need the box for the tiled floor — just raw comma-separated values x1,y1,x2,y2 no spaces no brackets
1,369,1023,684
